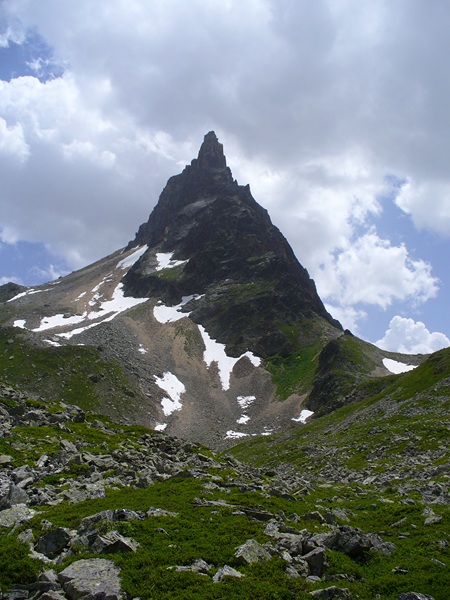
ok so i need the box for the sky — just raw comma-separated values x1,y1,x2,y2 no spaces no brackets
0,0,449,354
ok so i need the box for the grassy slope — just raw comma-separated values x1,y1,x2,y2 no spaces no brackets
0,326,141,418
229,348,450,599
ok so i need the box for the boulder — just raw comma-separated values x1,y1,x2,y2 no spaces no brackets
235,538,271,564
58,558,123,599
0,504,37,528
91,530,140,554
212,565,245,582
35,527,71,558
302,547,328,577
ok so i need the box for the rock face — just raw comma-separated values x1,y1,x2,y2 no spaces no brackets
124,131,341,357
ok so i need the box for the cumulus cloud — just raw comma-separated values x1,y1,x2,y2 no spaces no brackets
395,179,450,236
376,316,450,354
0,116,29,161
315,230,439,309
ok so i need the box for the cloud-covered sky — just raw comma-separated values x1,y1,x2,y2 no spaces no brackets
0,0,449,354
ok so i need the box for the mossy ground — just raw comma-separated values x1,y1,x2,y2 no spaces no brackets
0,327,140,416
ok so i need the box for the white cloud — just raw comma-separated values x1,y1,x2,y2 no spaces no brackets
0,117,29,161
324,304,367,334
0,0,448,341
376,316,450,354
316,231,438,310
395,178,450,236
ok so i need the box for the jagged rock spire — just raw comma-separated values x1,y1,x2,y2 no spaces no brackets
124,131,341,358
195,131,227,169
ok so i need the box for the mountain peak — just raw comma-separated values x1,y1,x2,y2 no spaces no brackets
194,131,227,170
124,132,341,358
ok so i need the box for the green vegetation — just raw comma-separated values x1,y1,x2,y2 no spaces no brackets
0,320,448,597
155,264,186,281
265,343,322,399
0,327,140,416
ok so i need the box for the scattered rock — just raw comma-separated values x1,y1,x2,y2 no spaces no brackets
58,558,124,599
91,530,140,554
235,538,271,564
35,527,71,558
213,565,245,582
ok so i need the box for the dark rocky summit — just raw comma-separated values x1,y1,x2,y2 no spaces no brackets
124,131,341,357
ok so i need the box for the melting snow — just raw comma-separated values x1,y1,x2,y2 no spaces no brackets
138,344,148,354
226,430,249,439
13,319,26,329
57,284,148,339
33,313,87,332
155,252,188,271
7,289,45,302
237,395,255,410
44,339,62,347
236,395,255,425
155,371,185,416
116,245,148,269
198,325,260,391
383,358,417,374
153,295,201,324
292,409,314,423
154,423,167,431
237,415,250,425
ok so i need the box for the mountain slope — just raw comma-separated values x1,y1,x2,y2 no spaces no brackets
0,351,448,599
0,132,426,449
123,131,341,358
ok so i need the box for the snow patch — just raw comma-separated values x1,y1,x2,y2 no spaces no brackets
138,344,148,354
292,409,314,423
33,313,87,332
155,252,188,271
237,415,250,425
236,395,255,426
155,371,185,416
8,288,45,302
58,283,148,339
117,245,148,269
225,430,249,439
198,325,261,391
383,358,417,374
154,423,167,431
237,395,255,410
153,295,202,324
44,339,62,347
13,319,26,329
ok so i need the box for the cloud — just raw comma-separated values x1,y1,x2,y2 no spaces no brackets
395,179,450,236
315,230,439,310
0,116,29,161
0,0,448,346
376,316,450,354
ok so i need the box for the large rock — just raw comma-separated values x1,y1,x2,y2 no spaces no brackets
235,538,271,564
212,565,245,583
91,530,140,554
302,547,328,577
35,528,71,558
0,504,37,528
58,559,123,599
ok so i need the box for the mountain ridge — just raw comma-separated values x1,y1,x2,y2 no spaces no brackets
0,132,428,449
